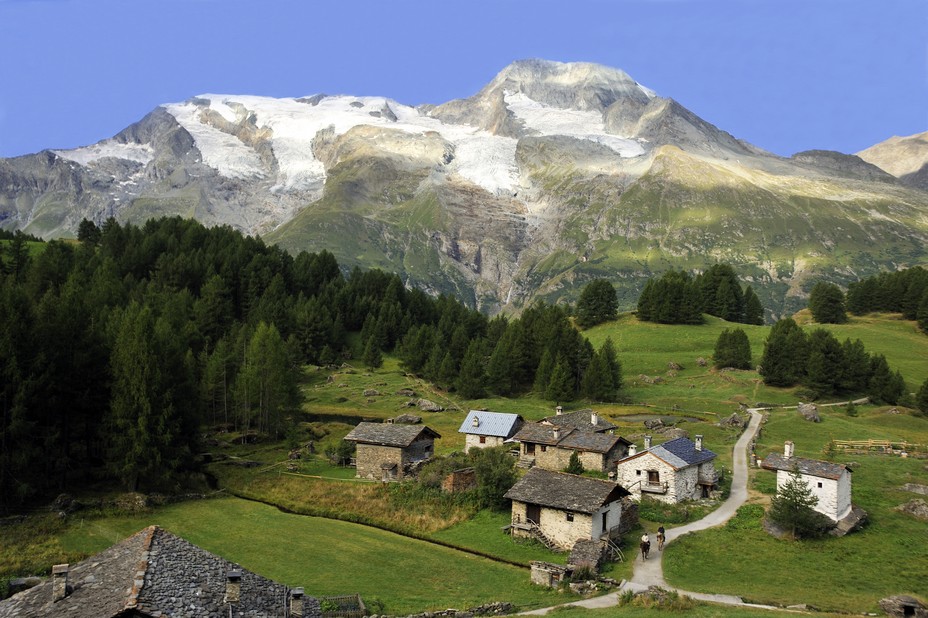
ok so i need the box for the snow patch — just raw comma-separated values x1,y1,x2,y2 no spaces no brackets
54,141,154,166
164,101,266,180
504,92,645,158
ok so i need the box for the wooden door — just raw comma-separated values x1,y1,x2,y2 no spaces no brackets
526,504,541,524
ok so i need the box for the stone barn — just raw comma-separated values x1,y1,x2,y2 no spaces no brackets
344,422,440,481
504,468,630,551
0,525,320,617
458,410,523,451
615,435,719,503
761,440,853,523
512,423,629,473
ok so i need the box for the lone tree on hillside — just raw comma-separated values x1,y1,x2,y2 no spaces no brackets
713,328,752,369
768,469,830,539
917,378,928,417
576,279,618,328
809,282,848,324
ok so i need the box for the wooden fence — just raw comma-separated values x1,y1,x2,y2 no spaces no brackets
830,439,927,456
320,593,367,618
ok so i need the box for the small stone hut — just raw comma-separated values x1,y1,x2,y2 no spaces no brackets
344,422,440,481
505,468,630,550
458,410,523,451
761,440,853,522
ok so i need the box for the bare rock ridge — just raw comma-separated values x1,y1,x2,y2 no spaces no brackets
1,59,926,315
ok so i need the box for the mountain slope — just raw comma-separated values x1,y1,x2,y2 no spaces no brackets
1,59,926,317
857,131,928,191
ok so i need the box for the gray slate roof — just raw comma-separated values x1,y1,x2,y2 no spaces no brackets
344,422,440,447
505,468,630,514
556,431,629,454
620,437,717,470
0,526,320,618
761,453,849,480
512,423,573,446
542,409,616,433
458,411,523,438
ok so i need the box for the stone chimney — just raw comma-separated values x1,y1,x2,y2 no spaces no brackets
552,427,560,441
555,405,563,415
695,435,703,451
590,412,599,426
784,440,794,459
628,444,637,456
52,564,69,602
472,415,480,427
290,587,305,617
225,570,242,604
644,435,652,449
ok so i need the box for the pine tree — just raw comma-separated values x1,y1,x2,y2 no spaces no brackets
486,337,513,396
713,328,752,369
808,282,848,324
760,318,807,386
868,354,904,404
576,279,618,328
581,351,611,401
545,356,574,402
362,336,383,371
804,329,844,397
456,340,486,399
636,279,655,322
601,337,623,392
768,469,828,538
534,348,555,394
839,338,871,394
743,286,764,325
565,451,585,475
916,378,928,417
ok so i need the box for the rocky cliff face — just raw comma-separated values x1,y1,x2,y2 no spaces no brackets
1,60,926,316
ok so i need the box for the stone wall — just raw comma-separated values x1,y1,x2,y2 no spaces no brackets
466,435,506,451
405,438,434,463
616,454,678,503
355,444,404,480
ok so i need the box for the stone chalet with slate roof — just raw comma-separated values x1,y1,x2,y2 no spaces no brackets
344,422,439,481
504,468,631,550
458,411,524,451
512,423,630,473
615,435,719,503
762,441,853,522
0,525,320,618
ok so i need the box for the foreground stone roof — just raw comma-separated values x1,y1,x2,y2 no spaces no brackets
761,453,849,480
505,468,630,514
0,526,321,618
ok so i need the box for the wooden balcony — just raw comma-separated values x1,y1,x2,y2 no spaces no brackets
641,482,668,494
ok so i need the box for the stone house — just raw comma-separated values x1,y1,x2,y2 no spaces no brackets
761,440,853,522
457,410,523,451
504,468,630,551
512,422,630,473
344,422,440,481
541,407,616,434
614,435,719,503
0,525,320,617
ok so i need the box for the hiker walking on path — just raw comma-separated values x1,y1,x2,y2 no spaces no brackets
639,533,650,560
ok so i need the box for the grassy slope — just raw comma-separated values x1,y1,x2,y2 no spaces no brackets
663,404,928,612
52,497,561,614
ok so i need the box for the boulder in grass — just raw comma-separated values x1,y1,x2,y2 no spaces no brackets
417,398,444,412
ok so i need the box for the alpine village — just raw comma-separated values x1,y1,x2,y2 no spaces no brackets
2,58,928,618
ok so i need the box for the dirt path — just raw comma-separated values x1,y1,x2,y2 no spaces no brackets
522,409,780,614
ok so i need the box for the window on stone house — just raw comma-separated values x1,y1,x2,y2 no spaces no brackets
636,469,641,475
566,512,574,522
541,445,547,452
817,482,822,488
479,436,486,444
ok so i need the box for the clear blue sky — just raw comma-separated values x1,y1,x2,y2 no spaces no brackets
0,0,925,158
